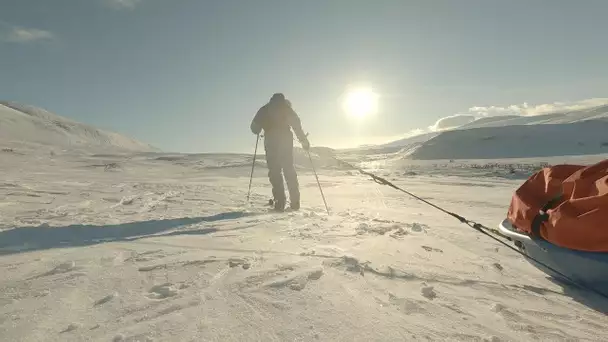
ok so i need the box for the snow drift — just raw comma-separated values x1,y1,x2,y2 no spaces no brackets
0,102,158,152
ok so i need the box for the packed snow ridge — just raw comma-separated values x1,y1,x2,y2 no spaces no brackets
0,102,158,153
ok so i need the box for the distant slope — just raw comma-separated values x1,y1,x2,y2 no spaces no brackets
353,104,608,160
0,102,158,152
372,132,440,150
408,120,608,160
345,132,439,155
459,104,608,129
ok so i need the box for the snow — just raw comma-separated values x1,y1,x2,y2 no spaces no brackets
0,102,158,153
409,120,608,160
1,105,608,341
356,104,608,160
1,148,608,341
459,104,608,129
346,132,440,155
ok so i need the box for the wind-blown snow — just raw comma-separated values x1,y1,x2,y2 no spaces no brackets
0,102,158,153
1,143,608,341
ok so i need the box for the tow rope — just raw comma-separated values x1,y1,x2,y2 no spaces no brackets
329,155,608,300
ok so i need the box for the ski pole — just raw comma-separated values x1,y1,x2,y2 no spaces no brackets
247,134,260,203
307,150,330,215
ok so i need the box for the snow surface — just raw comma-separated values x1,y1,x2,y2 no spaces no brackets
0,102,158,153
2,143,608,341
1,104,608,341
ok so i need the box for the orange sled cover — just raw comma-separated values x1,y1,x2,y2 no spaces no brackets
507,159,608,252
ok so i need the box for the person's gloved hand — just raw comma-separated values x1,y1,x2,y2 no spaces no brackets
250,122,262,135
301,138,310,151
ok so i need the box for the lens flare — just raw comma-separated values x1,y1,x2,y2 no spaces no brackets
342,87,379,118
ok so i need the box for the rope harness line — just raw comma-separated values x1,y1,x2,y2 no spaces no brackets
329,155,608,300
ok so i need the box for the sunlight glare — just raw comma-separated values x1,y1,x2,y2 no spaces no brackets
342,87,379,119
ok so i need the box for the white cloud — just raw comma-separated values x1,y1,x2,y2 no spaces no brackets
429,114,477,131
104,0,142,10
406,128,426,136
467,105,522,117
2,26,54,43
467,97,608,117
404,97,608,140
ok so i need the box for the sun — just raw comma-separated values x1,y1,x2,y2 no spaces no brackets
342,87,379,118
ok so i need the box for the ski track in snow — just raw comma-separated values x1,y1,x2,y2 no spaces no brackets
1,146,607,342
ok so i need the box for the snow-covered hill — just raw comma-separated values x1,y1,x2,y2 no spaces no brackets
350,132,440,155
353,104,608,160
0,102,158,152
459,104,608,130
408,120,608,160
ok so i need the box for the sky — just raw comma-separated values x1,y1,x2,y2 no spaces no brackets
1,0,608,153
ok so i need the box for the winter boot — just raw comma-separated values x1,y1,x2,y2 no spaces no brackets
290,200,300,210
272,198,286,212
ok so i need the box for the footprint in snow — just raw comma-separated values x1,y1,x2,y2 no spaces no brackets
113,334,154,342
52,261,76,273
356,222,402,235
138,258,219,272
490,303,523,322
421,286,437,300
388,293,429,315
308,269,324,280
390,227,409,239
117,195,137,206
409,222,429,233
324,256,367,276
60,323,81,333
94,292,117,306
264,268,324,291
33,261,77,279
491,303,506,313
228,258,251,269
147,283,179,299
126,249,170,263
421,246,443,253
484,337,503,342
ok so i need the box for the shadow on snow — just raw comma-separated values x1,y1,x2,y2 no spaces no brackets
0,211,258,256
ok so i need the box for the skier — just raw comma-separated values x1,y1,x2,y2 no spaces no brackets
250,93,310,211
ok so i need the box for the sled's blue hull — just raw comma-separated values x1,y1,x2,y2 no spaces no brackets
498,218,608,297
